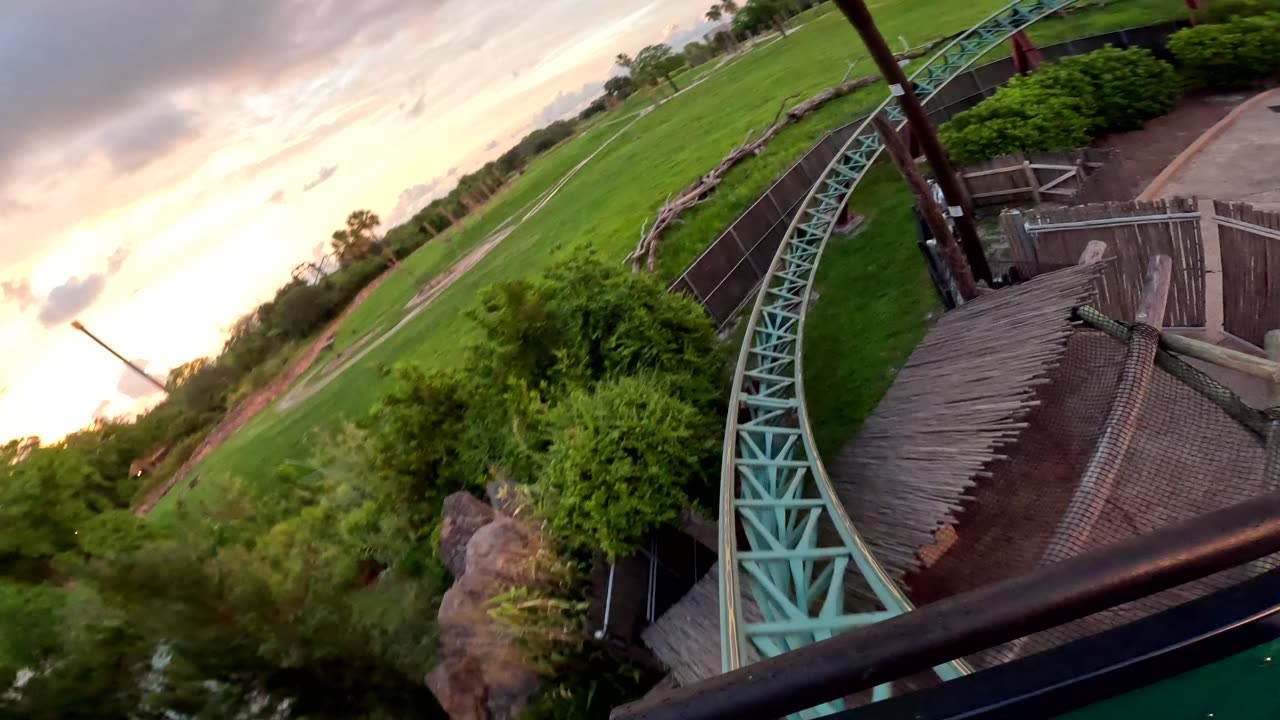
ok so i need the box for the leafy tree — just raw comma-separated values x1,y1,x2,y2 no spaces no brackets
683,41,712,66
0,447,110,581
631,44,683,93
615,52,633,69
536,376,719,560
468,255,723,409
603,75,636,101
734,0,790,37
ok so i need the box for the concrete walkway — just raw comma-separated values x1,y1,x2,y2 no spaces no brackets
1157,88,1280,212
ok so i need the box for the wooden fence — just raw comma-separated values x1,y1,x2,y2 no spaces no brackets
1006,198,1205,328
1214,201,1280,348
960,150,1108,207
670,21,1186,329
1007,198,1280,350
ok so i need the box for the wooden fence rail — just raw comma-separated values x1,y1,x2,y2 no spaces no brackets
1006,198,1280,351
960,150,1107,206
1008,198,1205,329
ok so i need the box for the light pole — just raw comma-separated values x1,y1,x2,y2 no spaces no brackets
70,320,168,394
832,0,993,283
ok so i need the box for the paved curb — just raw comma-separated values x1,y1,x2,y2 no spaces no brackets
1138,88,1280,201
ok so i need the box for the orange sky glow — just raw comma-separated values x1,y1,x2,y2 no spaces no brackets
0,0,712,443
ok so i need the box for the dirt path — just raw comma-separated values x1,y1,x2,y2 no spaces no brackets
1076,91,1253,203
134,264,399,516
276,227,513,411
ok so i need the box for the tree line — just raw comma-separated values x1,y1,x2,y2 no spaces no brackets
0,255,725,718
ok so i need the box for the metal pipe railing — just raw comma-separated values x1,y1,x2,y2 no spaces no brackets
612,489,1280,720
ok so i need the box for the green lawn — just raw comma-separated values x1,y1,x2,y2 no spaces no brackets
162,0,1186,514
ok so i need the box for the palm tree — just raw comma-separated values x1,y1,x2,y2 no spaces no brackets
705,4,723,21
615,52,633,69
720,0,739,13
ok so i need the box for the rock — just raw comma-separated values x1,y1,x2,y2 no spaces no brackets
439,492,494,578
425,657,489,720
429,507,548,719
485,479,522,517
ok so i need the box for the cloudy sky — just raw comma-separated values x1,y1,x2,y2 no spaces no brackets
0,0,711,443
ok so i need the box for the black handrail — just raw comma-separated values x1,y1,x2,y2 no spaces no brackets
611,491,1280,720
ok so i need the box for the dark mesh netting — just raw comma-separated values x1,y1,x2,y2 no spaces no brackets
901,317,1279,670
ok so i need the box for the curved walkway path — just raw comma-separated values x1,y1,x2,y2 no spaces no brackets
1143,87,1280,211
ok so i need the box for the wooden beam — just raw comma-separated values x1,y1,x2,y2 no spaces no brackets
1077,240,1108,266
872,114,978,300
1023,161,1041,203
1134,254,1172,329
1161,332,1280,382
1267,330,1280,408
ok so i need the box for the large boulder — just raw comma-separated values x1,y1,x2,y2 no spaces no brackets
428,501,548,719
438,492,495,578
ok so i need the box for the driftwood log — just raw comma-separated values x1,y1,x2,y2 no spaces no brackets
627,35,952,273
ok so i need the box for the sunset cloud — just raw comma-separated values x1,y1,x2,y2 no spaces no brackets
0,0,709,443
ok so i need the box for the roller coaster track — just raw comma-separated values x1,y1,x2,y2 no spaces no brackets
718,1,1077,714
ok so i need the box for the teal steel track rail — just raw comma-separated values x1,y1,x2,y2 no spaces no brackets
718,1,1077,714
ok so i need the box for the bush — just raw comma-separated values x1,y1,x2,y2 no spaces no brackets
941,46,1180,164
1169,13,1280,87
1201,0,1280,24
469,255,724,411
536,376,718,561
940,85,1092,164
1040,47,1181,133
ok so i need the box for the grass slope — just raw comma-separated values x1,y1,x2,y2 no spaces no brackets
165,0,1185,513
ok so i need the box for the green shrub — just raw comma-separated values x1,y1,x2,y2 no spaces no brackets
1040,47,1181,133
941,46,1180,164
1201,0,1280,24
1168,13,1280,87
469,254,725,411
537,376,719,561
940,84,1092,164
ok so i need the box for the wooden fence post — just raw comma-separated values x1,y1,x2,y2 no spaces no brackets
872,114,978,300
1267,330,1280,409
1001,209,1038,273
1198,198,1225,342
1023,160,1041,203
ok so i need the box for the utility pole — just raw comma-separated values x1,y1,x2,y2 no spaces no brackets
832,0,993,283
70,320,168,394
872,115,977,300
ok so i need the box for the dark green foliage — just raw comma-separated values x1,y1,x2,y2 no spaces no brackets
941,46,1180,164
365,367,476,524
940,86,1092,164
632,44,685,91
1200,0,1280,23
577,97,608,121
538,376,719,561
469,255,724,410
1168,13,1280,87
604,74,637,100
266,280,338,340
0,447,110,579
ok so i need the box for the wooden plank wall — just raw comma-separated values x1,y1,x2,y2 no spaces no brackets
960,150,1103,207
1215,200,1280,347
1021,198,1205,328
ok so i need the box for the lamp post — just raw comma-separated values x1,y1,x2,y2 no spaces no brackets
70,320,168,394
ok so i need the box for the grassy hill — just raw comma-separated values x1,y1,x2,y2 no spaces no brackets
160,0,1185,514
